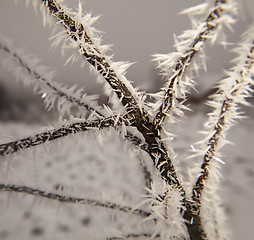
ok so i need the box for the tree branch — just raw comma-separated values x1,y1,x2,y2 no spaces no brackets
193,37,254,212
41,0,143,124
40,0,186,198
153,0,235,128
0,117,116,156
107,233,158,240
0,183,150,217
184,29,254,240
136,155,152,189
0,40,105,119
0,39,152,163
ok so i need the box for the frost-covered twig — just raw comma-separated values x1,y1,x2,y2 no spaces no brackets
0,40,105,119
2,1,251,239
40,0,143,122
0,184,150,217
0,115,151,162
0,39,153,158
0,117,117,156
184,27,254,239
137,155,152,189
153,0,237,128
192,27,254,211
144,182,189,239
124,132,149,154
35,0,186,200
107,233,157,240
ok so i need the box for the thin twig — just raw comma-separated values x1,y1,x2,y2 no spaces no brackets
0,117,116,156
192,41,254,210
107,233,158,240
0,41,105,119
137,156,152,189
0,184,150,218
41,0,143,123
41,0,186,198
153,0,229,128
183,32,254,240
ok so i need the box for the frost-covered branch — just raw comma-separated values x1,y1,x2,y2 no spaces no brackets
124,132,149,154
153,0,237,128
144,182,189,239
39,0,144,123
185,26,254,239
0,117,117,156
0,39,152,158
193,28,254,209
0,40,105,119
136,155,152,189
1,1,251,239
0,184,150,217
107,233,157,240
33,0,187,198
0,114,151,162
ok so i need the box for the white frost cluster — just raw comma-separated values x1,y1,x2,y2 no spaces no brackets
200,163,231,240
144,182,188,240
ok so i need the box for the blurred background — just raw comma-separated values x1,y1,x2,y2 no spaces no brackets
0,0,254,239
